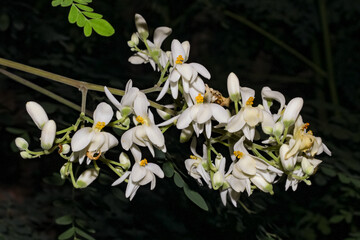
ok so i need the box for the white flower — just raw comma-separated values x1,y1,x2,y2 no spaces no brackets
76,168,99,188
26,101,49,130
184,138,211,188
71,102,118,164
40,120,56,150
227,87,263,141
176,93,230,138
261,86,285,119
134,13,149,40
156,39,211,101
15,137,28,150
121,94,166,162
129,26,172,70
112,159,164,201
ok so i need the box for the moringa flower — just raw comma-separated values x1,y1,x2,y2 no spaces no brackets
40,120,56,150
112,158,164,201
26,101,49,130
282,97,303,127
71,102,118,164
176,93,230,138
227,72,241,102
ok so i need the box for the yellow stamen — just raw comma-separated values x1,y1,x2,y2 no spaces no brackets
140,158,148,166
234,151,244,159
136,116,145,124
87,150,101,160
94,121,106,131
307,130,313,135
175,55,184,64
195,93,204,104
246,97,254,106
190,155,197,159
301,123,310,131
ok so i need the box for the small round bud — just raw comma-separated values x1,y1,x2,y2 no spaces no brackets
61,144,71,155
131,33,139,45
15,137,28,150
212,171,224,190
119,152,131,170
20,151,32,159
227,72,241,102
60,164,69,179
180,127,193,143
127,40,135,48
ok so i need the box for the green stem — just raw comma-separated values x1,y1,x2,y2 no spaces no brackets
206,139,217,172
69,163,79,188
318,0,340,115
224,10,327,78
266,151,280,165
234,101,239,114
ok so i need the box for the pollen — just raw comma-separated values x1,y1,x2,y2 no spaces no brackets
195,93,204,104
136,116,145,124
94,121,106,131
140,158,148,166
175,55,184,64
190,155,197,159
246,97,254,106
234,151,244,159
301,123,310,131
307,130,313,135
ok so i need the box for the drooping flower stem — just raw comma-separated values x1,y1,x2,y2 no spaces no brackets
69,162,79,188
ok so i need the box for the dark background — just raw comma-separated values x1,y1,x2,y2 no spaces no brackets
0,0,359,239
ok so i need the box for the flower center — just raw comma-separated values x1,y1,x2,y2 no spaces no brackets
234,151,244,159
301,123,310,131
140,158,148,166
94,121,106,131
190,155,198,159
136,116,145,124
175,55,184,64
195,93,204,104
246,97,254,106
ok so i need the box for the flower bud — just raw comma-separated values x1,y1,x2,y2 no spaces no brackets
180,126,193,143
76,168,99,188
279,144,296,171
26,101,49,130
283,97,303,127
20,151,32,159
15,137,28,150
121,106,132,118
40,120,56,150
261,111,275,135
122,117,131,127
227,72,241,102
135,13,149,40
131,33,139,45
212,171,224,190
60,163,69,179
119,152,131,170
251,175,274,195
215,154,223,170
273,121,284,138
156,108,172,121
61,144,71,154
301,158,315,175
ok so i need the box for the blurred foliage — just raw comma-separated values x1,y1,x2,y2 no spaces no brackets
1,0,359,239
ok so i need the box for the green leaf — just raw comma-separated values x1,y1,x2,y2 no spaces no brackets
68,5,78,24
76,14,86,27
51,0,62,7
89,18,115,36
163,162,174,178
73,0,89,4
183,185,209,211
321,166,336,177
329,215,344,223
61,0,73,7
75,227,96,240
5,127,26,135
84,21,92,37
58,227,75,240
338,173,351,184
55,215,73,225
173,171,184,188
76,4,93,12
83,12,103,19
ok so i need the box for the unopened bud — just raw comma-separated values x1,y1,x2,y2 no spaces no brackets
180,126,193,143
283,97,303,127
227,72,241,102
135,14,149,40
60,164,69,179
26,101,49,130
20,151,32,159
131,33,139,45
61,144,71,154
251,175,274,195
119,152,131,170
40,120,56,150
273,121,284,137
301,158,315,175
212,171,224,190
76,168,99,188
15,137,28,150
121,106,132,118
156,109,171,121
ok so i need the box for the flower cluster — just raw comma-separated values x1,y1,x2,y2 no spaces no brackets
15,14,331,207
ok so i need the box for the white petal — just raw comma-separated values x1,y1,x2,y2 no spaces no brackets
132,163,147,182
93,102,113,125
104,86,122,110
71,127,94,152
26,101,49,130
147,163,164,178
169,69,181,83
176,64,193,81
171,39,185,65
211,104,230,123
121,128,134,150
133,93,149,117
100,132,119,152
196,105,212,124
145,140,155,157
240,87,255,106
129,55,146,64
131,145,142,162
226,111,245,132
205,120,212,139
237,155,256,175
122,87,140,107
190,63,211,79
153,27,172,47
146,125,165,147
156,78,170,101
88,132,106,152
176,108,193,129
170,81,179,99
112,171,131,186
